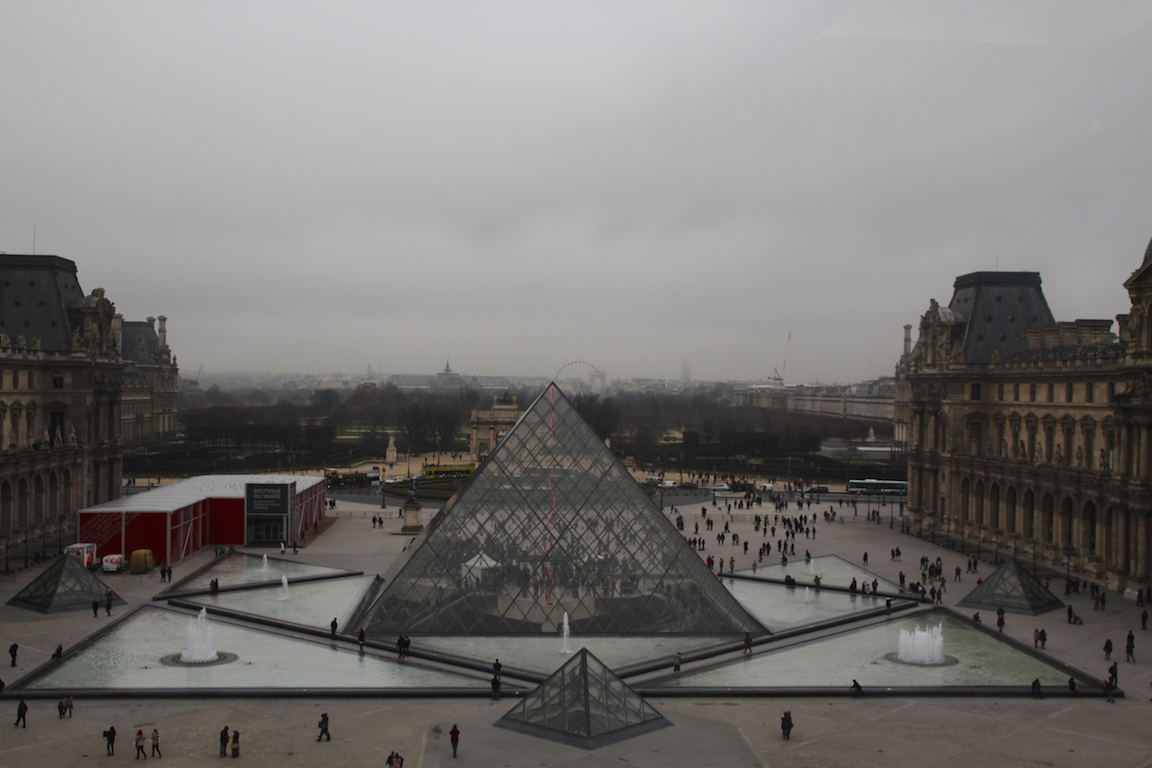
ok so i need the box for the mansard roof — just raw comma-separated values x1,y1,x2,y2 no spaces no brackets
122,320,162,366
947,271,1055,365
0,254,88,353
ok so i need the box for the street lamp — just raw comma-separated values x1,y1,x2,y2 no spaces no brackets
57,513,68,555
1063,543,1077,583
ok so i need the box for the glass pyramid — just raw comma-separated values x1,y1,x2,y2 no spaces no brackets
354,383,763,635
496,647,670,749
956,559,1065,616
7,555,126,614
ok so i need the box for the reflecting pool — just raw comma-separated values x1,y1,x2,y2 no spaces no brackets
649,610,1090,689
181,575,377,629
416,635,726,675
735,554,906,594
722,578,883,631
25,606,489,690
177,553,356,592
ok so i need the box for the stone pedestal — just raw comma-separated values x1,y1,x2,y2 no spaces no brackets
385,436,397,466
399,498,424,535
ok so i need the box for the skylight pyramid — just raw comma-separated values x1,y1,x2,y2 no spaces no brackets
956,559,1065,616
354,383,763,635
495,647,670,749
7,554,126,614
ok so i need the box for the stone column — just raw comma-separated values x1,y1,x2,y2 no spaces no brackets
1137,510,1149,580
1141,422,1152,482
1118,423,1129,477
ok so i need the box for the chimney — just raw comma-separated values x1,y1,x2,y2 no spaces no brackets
113,314,123,353
903,324,913,357
157,315,167,349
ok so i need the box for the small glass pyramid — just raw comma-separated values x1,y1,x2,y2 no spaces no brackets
496,647,670,749
7,555,125,614
956,559,1065,616
353,383,764,635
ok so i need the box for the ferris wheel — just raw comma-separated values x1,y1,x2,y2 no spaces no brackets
554,361,607,396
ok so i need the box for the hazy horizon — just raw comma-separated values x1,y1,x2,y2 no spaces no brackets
4,2,1151,384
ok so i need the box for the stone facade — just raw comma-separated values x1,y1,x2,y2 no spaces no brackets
897,246,1152,595
0,255,129,561
469,397,523,454
119,316,179,442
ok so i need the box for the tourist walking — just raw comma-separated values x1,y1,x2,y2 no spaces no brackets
1104,639,1113,659
220,726,230,757
1108,662,1118,688
8,643,17,667
317,713,330,741
449,724,460,757
93,599,100,618
330,618,338,639
64,695,73,717
780,711,793,740
673,652,682,675
106,726,117,755
14,698,28,728
1038,629,1047,649
106,590,114,616
1126,631,1136,662
491,675,501,701
135,729,148,759
151,728,161,758
358,628,366,653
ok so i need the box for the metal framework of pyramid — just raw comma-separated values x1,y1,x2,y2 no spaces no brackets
956,559,1065,616
353,383,763,635
495,647,670,749
6,555,126,614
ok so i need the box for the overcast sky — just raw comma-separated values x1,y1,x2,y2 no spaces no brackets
3,1,1151,385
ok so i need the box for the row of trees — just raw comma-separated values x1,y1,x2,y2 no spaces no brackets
179,382,891,467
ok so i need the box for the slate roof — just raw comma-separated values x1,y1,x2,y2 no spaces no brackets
947,272,1056,365
121,320,162,366
0,254,87,353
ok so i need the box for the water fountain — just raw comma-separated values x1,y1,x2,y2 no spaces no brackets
803,587,813,604
884,624,956,666
560,611,575,654
259,554,271,573
278,575,290,601
181,608,219,663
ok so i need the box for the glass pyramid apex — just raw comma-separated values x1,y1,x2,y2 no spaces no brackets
352,383,764,636
496,647,670,749
956,559,1065,616
7,555,126,614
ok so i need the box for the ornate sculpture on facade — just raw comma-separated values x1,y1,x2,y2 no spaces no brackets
54,426,62,447
1018,439,1026,459
1101,448,1109,471
984,438,992,458
68,426,77,447
1055,444,1064,466
1075,445,1084,468
1034,442,1044,464
1001,438,1009,458
1129,304,1144,342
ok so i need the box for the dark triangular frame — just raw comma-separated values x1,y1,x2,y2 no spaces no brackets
495,647,671,749
7,555,126,614
351,383,765,636
956,559,1065,616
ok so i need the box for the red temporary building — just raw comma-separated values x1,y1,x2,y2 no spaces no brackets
77,474,327,566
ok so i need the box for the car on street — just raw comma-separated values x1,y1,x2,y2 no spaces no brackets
679,482,698,490
710,484,730,492
659,480,677,489
641,477,662,487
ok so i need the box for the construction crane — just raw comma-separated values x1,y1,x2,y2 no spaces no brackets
770,333,791,384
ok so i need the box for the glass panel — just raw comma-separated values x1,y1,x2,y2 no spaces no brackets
360,384,762,636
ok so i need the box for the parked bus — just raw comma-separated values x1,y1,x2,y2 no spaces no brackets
422,464,476,480
847,479,908,495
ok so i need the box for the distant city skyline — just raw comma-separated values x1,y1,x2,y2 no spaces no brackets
3,3,1150,384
